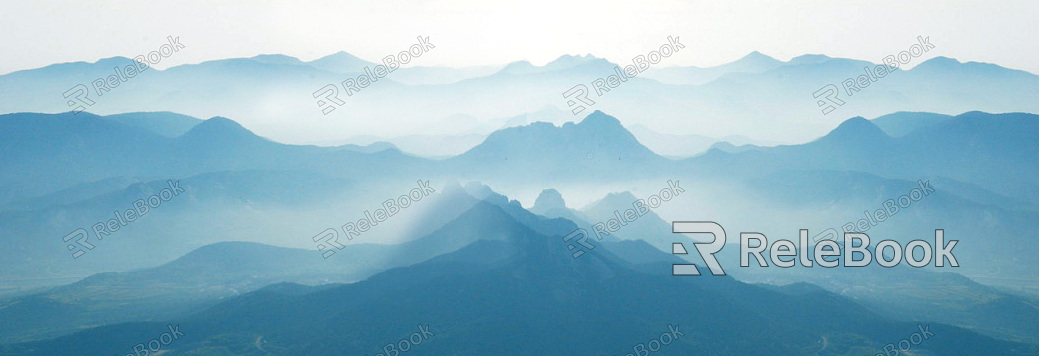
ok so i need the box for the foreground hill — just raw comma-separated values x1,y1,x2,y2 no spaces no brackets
4,193,1033,355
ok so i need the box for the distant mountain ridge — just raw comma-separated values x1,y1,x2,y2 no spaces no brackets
449,110,669,180
2,49,1036,149
1,109,1037,299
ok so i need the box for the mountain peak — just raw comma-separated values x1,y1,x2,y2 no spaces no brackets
595,191,640,206
533,189,567,211
499,55,612,75
319,51,365,61
199,116,247,129
788,54,832,65
745,50,767,57
249,54,305,66
545,54,607,69
499,60,537,74
576,110,623,129
915,56,961,70
95,56,137,67
816,116,890,144
835,116,879,130
454,111,664,173
179,116,267,144
307,51,376,73
735,51,780,64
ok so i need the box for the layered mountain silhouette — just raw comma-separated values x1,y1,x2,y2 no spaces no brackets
3,187,1034,355
2,110,1037,285
3,50,1037,152
0,111,429,203
449,111,668,180
642,51,785,85
685,111,1039,202
1,108,1038,354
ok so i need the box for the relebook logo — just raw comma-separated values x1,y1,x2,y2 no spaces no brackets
61,180,185,259
562,35,685,115
812,35,935,115
313,36,435,115
671,222,957,276
312,180,436,259
62,36,186,114
562,180,685,258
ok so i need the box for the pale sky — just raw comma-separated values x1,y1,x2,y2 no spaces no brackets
1,0,1037,75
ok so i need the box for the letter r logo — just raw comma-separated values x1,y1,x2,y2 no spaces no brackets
672,221,726,276
62,228,94,259
812,84,845,115
313,84,345,115
313,228,345,259
562,228,594,258
62,84,95,114
562,84,595,115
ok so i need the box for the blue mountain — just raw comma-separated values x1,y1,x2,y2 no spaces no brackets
5,192,1032,355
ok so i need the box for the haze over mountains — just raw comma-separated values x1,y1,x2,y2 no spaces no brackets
2,106,1038,354
3,181,1036,355
1,44,1038,354
2,109,1036,282
4,0,1039,351
2,50,1037,154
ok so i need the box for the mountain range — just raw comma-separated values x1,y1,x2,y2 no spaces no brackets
2,50,1037,153
3,184,1035,355
1,108,1037,354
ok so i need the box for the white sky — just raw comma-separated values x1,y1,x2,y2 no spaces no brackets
1,0,1037,75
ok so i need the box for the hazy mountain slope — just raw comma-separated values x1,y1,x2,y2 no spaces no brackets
102,111,202,137
685,112,1039,202
6,201,1033,355
3,52,1036,149
641,51,785,85
871,111,953,137
448,110,670,181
